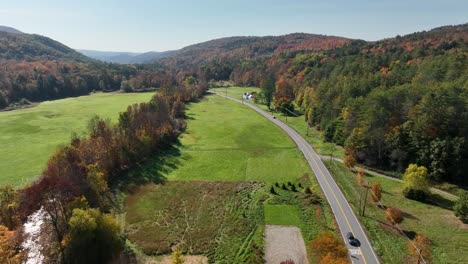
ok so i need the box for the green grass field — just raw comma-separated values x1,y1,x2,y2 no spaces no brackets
143,94,313,183
210,87,345,159
124,93,340,261
325,160,468,264
0,92,154,187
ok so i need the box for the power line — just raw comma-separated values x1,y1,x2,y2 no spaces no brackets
353,165,428,264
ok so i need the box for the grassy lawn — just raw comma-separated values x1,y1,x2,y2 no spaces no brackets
146,94,313,183
124,92,341,262
211,86,344,159
0,92,154,187
325,160,468,264
264,204,302,226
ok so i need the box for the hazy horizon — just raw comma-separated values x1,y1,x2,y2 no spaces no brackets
1,0,467,52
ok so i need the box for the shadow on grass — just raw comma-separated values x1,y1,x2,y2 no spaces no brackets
406,193,455,211
401,230,417,240
113,141,185,190
426,193,455,210
400,210,420,221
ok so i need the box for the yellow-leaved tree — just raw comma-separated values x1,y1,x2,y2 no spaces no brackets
402,164,430,201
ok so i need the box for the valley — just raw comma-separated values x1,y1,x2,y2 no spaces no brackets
0,9,466,264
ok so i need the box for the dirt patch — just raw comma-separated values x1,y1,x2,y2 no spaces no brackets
265,225,309,264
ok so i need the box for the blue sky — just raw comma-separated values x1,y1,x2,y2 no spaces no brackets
0,0,466,52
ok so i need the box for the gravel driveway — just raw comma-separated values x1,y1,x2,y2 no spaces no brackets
265,225,309,264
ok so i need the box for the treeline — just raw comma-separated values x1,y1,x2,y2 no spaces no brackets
0,59,175,109
0,77,207,263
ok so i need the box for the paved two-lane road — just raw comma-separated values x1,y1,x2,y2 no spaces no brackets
211,91,380,264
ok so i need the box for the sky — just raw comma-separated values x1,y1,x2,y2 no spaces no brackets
0,0,467,52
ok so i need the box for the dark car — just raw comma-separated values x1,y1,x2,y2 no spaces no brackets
347,232,361,247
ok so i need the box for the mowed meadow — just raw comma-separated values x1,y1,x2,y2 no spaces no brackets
0,92,154,187
129,94,313,183
125,94,337,262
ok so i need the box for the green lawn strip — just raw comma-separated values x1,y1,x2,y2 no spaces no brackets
264,204,302,226
325,160,468,264
0,92,154,187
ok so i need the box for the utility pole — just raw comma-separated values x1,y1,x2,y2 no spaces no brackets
359,189,363,216
362,186,369,216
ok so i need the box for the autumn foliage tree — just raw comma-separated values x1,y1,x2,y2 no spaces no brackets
14,78,207,262
356,167,366,187
371,182,382,203
0,225,23,264
344,147,356,169
385,207,404,225
310,231,348,263
407,233,431,262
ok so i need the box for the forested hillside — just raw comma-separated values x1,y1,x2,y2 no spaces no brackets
160,24,468,185
159,33,350,80
0,30,169,109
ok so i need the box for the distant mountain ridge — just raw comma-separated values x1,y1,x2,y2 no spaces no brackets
78,49,176,64
0,29,91,62
158,33,352,68
0,25,23,34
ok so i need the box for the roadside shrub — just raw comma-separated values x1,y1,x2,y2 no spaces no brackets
356,167,366,187
407,233,431,262
305,187,312,194
171,247,184,264
385,207,404,224
291,185,297,192
310,231,348,263
454,191,468,223
370,182,382,203
280,260,295,264
282,184,288,190
270,186,277,195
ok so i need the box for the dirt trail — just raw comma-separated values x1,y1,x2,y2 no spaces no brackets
265,225,309,264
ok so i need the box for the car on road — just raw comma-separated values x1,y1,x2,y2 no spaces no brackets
347,232,361,247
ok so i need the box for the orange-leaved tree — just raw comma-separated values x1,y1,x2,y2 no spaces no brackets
310,231,348,263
